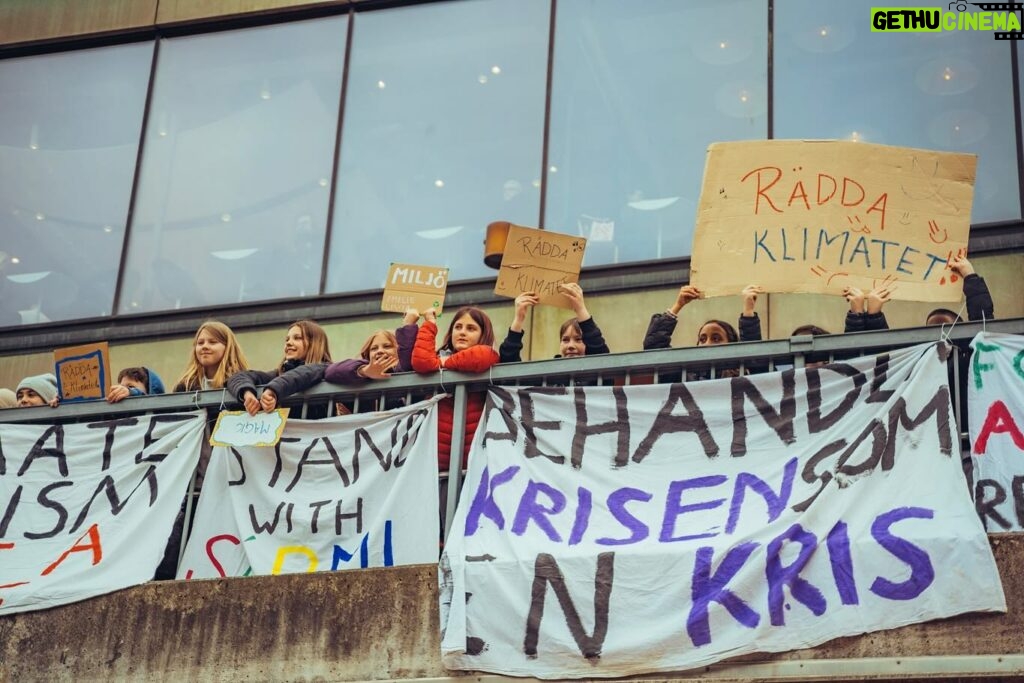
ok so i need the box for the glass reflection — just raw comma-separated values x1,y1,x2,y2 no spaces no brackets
0,43,152,326
326,0,548,293
545,0,767,266
775,0,1018,223
120,17,346,314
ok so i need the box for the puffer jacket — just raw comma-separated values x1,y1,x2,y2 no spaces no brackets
411,320,499,471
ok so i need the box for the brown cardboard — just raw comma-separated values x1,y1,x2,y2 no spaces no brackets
53,341,112,402
381,263,449,315
691,140,976,302
493,224,587,309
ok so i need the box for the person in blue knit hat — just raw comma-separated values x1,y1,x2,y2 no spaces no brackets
106,367,166,403
16,373,59,407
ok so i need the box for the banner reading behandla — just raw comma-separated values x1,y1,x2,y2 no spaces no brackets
690,140,976,302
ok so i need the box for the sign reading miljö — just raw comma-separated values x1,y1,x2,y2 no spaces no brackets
441,343,1005,678
179,398,442,579
382,263,449,315
53,341,112,402
690,140,976,301
969,331,1024,532
210,409,289,448
0,412,204,615
494,224,587,309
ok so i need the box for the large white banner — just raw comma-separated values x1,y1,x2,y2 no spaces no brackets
969,331,1024,532
0,412,204,615
179,398,441,578
441,343,1005,678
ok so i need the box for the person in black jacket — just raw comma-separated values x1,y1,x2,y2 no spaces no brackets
498,282,610,362
642,284,764,350
226,319,333,416
925,256,995,325
842,279,897,332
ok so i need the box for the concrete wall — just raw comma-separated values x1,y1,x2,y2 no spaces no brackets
2,536,1023,681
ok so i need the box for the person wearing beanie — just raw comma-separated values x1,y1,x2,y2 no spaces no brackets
16,373,59,408
106,367,167,403
0,388,16,409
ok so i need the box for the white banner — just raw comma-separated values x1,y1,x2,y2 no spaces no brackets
0,412,205,615
179,398,441,578
969,331,1024,532
441,344,1005,678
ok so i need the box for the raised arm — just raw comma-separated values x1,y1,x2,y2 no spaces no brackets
411,316,441,373
643,285,701,350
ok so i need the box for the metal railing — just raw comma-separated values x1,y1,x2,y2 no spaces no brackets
3,318,1021,571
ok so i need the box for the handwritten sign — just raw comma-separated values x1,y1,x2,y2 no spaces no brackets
53,342,111,402
210,409,288,448
381,263,448,315
494,224,587,309
440,344,1005,677
690,140,976,302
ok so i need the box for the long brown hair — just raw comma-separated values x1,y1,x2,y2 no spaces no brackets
279,319,332,372
440,307,494,353
175,321,250,391
359,329,398,360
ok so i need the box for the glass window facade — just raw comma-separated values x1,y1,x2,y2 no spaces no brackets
775,0,1019,224
325,0,549,294
119,16,347,314
545,0,768,266
0,42,152,325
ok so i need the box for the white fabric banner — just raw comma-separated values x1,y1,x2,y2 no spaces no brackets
0,411,205,615
441,343,1005,678
179,398,441,578
969,331,1024,532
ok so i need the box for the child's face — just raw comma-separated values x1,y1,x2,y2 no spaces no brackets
284,325,307,360
697,323,731,347
195,329,227,374
559,329,585,358
450,314,482,351
119,377,147,394
16,388,46,407
367,333,397,364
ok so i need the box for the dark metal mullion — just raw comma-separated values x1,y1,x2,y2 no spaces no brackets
111,37,162,318
1011,36,1024,219
537,0,558,230
318,7,356,297
767,0,774,140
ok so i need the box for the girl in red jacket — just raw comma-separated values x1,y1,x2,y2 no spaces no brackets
411,306,499,473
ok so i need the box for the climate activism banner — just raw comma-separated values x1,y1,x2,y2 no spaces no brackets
969,331,1024,531
0,412,205,615
179,398,441,578
440,343,1005,678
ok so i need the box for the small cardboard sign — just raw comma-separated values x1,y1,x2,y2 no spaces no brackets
53,342,111,402
210,409,288,448
381,263,449,315
690,140,976,302
494,224,587,309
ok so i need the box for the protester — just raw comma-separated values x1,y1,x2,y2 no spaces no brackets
643,284,764,350
106,366,166,403
16,373,59,408
174,321,250,392
926,256,994,325
843,280,896,332
227,319,332,417
411,306,499,472
498,283,610,362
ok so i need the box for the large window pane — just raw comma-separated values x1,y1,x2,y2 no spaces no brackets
0,43,152,326
326,0,548,293
121,17,346,314
775,0,1018,224
546,0,767,266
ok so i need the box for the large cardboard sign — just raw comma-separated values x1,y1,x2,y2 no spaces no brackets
691,140,976,302
382,263,449,315
969,331,1024,531
440,344,1004,678
0,412,204,615
494,224,587,309
179,398,442,578
53,341,112,402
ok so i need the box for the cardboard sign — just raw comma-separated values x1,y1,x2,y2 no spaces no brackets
493,224,587,309
381,263,448,315
690,140,976,302
53,342,111,402
210,409,288,448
